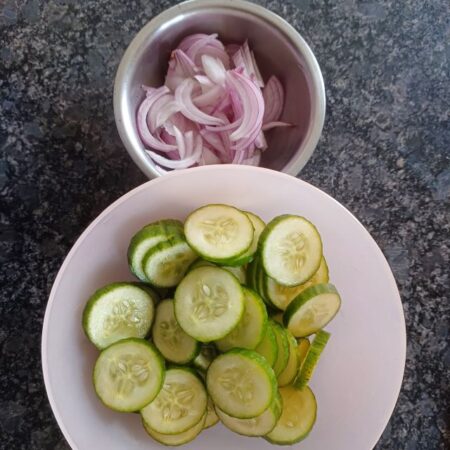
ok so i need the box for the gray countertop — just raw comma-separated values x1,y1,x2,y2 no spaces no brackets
1,0,449,449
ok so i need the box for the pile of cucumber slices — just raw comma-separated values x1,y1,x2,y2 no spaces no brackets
82,204,341,446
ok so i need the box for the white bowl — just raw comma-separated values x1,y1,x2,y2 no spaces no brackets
42,165,406,450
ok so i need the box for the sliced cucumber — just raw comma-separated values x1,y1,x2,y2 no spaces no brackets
221,265,246,284
215,287,267,351
143,412,206,446
259,215,323,286
257,261,270,304
265,385,317,445
83,283,155,350
174,266,244,342
246,258,258,292
142,236,197,288
250,257,276,309
131,282,161,304
152,299,200,364
128,220,183,282
184,204,254,263
206,348,277,419
204,396,219,429
294,330,330,389
284,284,341,337
265,256,329,310
188,258,216,271
271,321,290,377
189,258,247,284
225,211,265,266
141,367,207,434
216,390,282,436
297,337,310,365
93,338,164,412
193,344,217,371
255,321,278,367
277,331,299,387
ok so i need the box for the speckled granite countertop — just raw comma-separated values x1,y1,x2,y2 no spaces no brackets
1,0,449,448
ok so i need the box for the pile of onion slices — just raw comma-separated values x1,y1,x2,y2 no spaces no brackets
137,33,291,170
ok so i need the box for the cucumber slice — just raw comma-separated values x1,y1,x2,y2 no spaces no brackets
142,236,197,288
141,367,207,434
294,330,330,389
128,220,183,282
297,337,310,365
250,258,276,309
184,204,254,263
206,348,277,419
259,215,323,286
188,258,247,284
131,282,161,304
265,385,317,445
216,390,282,436
215,287,268,352
174,266,244,342
277,331,299,387
193,344,217,371
152,299,200,364
204,396,219,429
284,284,341,337
265,256,329,310
93,338,164,412
222,265,246,284
255,321,278,367
271,321,290,377
225,211,265,266
143,412,206,446
246,258,258,291
83,283,155,350
257,262,270,303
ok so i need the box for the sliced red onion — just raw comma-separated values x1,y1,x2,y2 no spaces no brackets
220,130,233,162
226,70,264,142
146,134,203,169
137,34,292,170
254,131,268,150
172,126,187,159
261,121,293,131
193,84,225,108
200,129,227,160
262,75,284,123
137,87,177,152
155,98,181,128
175,79,225,126
142,85,156,95
225,43,240,57
199,146,222,165
178,34,209,52
165,50,198,92
242,150,261,166
232,41,264,87
201,54,227,85
194,74,214,88
147,94,174,132
184,34,230,69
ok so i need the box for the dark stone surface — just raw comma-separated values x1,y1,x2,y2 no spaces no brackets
0,0,448,449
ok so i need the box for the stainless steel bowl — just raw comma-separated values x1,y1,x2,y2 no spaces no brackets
114,0,325,179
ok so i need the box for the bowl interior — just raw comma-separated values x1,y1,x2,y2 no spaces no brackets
121,3,318,174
